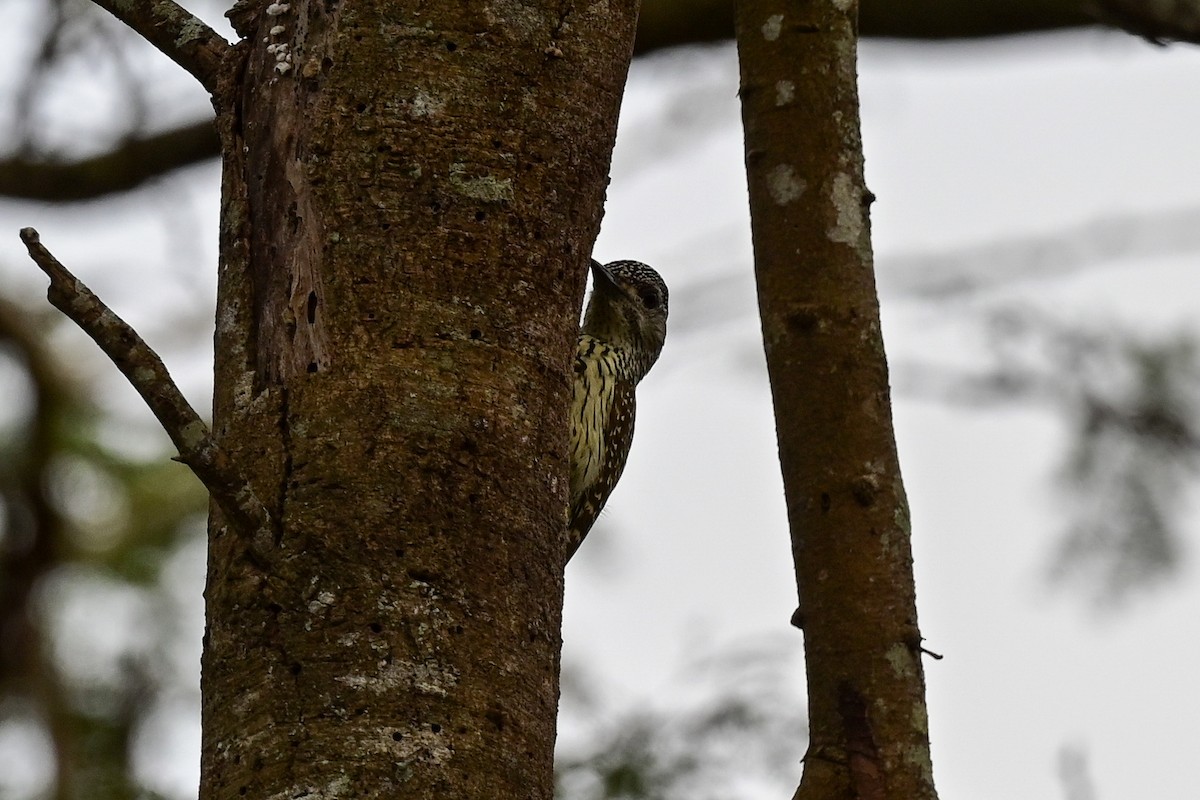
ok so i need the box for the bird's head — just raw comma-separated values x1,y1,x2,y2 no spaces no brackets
582,259,668,376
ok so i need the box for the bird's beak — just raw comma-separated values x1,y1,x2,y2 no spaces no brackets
590,259,619,293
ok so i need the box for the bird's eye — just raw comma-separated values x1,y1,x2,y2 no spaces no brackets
640,290,660,310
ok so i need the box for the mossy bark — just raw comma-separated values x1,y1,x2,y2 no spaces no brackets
200,2,637,799
735,2,938,799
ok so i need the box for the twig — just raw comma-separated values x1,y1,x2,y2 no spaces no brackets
89,0,231,94
18,227,272,544
919,646,944,661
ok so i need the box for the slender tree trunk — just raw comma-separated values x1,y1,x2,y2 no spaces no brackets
199,2,637,799
734,3,938,799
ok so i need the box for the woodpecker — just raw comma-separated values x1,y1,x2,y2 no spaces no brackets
567,258,668,560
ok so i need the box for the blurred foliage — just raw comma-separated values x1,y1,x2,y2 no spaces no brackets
907,308,1200,605
1056,743,1098,800
556,638,806,800
0,297,207,800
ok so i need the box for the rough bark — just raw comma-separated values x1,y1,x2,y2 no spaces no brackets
196,2,638,800
734,3,937,799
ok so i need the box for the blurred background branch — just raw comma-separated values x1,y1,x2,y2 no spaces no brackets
0,123,217,202
3,0,1199,204
0,298,207,800
900,310,1200,605
556,638,806,800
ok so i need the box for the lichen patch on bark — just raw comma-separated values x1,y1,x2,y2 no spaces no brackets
827,171,862,246
767,163,806,205
775,79,795,105
762,14,784,40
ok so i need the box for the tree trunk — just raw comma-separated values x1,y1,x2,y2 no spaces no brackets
734,3,938,799
200,2,637,799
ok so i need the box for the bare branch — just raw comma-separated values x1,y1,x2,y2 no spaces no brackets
0,121,219,202
635,0,1200,54
89,0,231,94
1091,0,1200,44
17,227,271,545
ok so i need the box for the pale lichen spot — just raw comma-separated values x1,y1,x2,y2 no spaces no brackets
174,16,211,47
307,590,336,614
885,642,913,678
265,2,289,16
410,91,445,117
911,702,930,735
133,367,157,388
766,164,805,205
774,79,795,106
449,163,513,203
761,14,784,41
180,419,208,449
827,171,862,246
389,728,454,766
324,775,351,798
336,660,459,697
832,0,853,10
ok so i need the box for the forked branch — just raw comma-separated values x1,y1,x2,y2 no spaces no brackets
18,227,271,543
90,0,231,94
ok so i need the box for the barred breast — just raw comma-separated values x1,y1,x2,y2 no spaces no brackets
567,334,637,558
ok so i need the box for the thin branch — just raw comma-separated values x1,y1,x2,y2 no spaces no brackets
636,0,1193,54
1090,0,1200,44
0,121,219,202
18,227,272,545
89,0,231,94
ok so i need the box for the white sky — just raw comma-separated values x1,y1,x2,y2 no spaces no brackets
2,24,1200,800
579,31,1200,800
